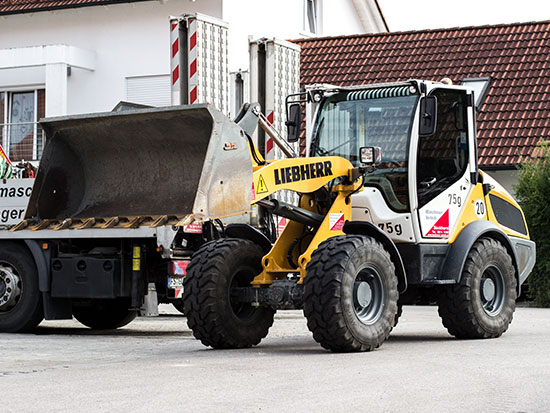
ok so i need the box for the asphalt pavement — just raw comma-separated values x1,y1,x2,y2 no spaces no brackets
1,305,549,412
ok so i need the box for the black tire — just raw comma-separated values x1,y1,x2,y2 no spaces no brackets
437,237,517,339
304,235,399,352
183,238,275,349
171,300,185,315
73,298,137,329
394,303,403,327
0,242,44,333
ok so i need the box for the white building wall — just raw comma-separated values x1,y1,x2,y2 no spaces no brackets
0,0,381,119
0,0,223,115
223,0,305,72
222,0,373,72
323,0,365,35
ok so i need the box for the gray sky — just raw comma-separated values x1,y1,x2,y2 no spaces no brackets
378,0,550,31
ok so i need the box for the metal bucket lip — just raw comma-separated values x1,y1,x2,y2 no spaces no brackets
40,103,213,126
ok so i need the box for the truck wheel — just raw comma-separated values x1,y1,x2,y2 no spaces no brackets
183,239,275,349
304,235,399,352
394,303,403,327
437,237,517,339
73,298,137,329
0,243,44,333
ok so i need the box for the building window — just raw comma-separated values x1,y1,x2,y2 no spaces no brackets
305,0,319,34
461,77,491,111
0,89,45,162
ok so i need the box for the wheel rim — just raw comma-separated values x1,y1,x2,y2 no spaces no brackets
0,262,23,313
480,264,505,316
353,265,385,325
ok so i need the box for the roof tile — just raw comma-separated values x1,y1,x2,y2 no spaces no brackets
293,20,550,167
0,0,146,15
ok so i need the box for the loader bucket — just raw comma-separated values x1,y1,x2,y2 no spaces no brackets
26,104,253,224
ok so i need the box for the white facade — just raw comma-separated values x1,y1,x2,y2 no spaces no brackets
0,1,222,116
223,0,386,72
0,0,384,161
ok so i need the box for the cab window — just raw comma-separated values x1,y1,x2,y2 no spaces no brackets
311,91,418,213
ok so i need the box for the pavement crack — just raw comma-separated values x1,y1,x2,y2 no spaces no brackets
0,365,70,377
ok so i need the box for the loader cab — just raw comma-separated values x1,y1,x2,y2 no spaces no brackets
309,84,420,213
309,82,477,242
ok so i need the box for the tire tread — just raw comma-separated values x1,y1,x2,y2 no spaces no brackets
437,237,517,339
183,239,274,349
303,235,398,352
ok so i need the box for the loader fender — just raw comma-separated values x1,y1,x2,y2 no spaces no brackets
441,220,521,294
225,224,272,254
343,221,407,293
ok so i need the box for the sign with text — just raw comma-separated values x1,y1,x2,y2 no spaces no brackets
0,178,34,226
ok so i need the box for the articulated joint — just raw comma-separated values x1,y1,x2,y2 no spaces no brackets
232,279,304,310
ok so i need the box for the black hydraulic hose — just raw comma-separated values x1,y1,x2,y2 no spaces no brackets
257,199,324,229
345,174,365,204
287,230,314,268
215,219,225,236
246,133,266,165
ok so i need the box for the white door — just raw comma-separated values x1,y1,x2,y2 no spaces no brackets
416,88,474,240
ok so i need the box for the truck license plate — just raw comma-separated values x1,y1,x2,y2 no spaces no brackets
168,276,184,289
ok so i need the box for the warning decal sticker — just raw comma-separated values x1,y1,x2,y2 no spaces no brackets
184,222,203,234
329,213,345,231
426,209,449,237
277,217,287,237
256,175,268,194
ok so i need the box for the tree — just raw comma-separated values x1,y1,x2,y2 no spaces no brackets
515,141,550,307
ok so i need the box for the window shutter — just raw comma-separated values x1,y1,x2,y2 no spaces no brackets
126,75,171,107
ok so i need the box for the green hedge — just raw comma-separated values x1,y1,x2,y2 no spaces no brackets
515,141,550,307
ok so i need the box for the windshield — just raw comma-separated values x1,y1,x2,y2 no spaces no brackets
311,90,419,212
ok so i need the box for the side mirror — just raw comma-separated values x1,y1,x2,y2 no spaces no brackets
285,103,301,143
360,146,382,166
419,96,437,137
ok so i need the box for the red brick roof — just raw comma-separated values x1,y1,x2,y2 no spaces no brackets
0,0,146,15
293,21,550,168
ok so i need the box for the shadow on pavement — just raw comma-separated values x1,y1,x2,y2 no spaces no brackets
388,333,453,342
31,326,193,338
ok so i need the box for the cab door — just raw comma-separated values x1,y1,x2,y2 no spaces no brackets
416,88,475,241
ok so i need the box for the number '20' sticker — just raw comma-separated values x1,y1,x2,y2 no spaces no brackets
474,199,486,219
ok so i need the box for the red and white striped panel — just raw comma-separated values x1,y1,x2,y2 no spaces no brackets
265,110,275,158
170,18,181,105
188,17,198,104
277,217,287,237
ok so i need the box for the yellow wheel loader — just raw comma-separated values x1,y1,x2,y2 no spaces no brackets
181,80,536,352
8,80,535,352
